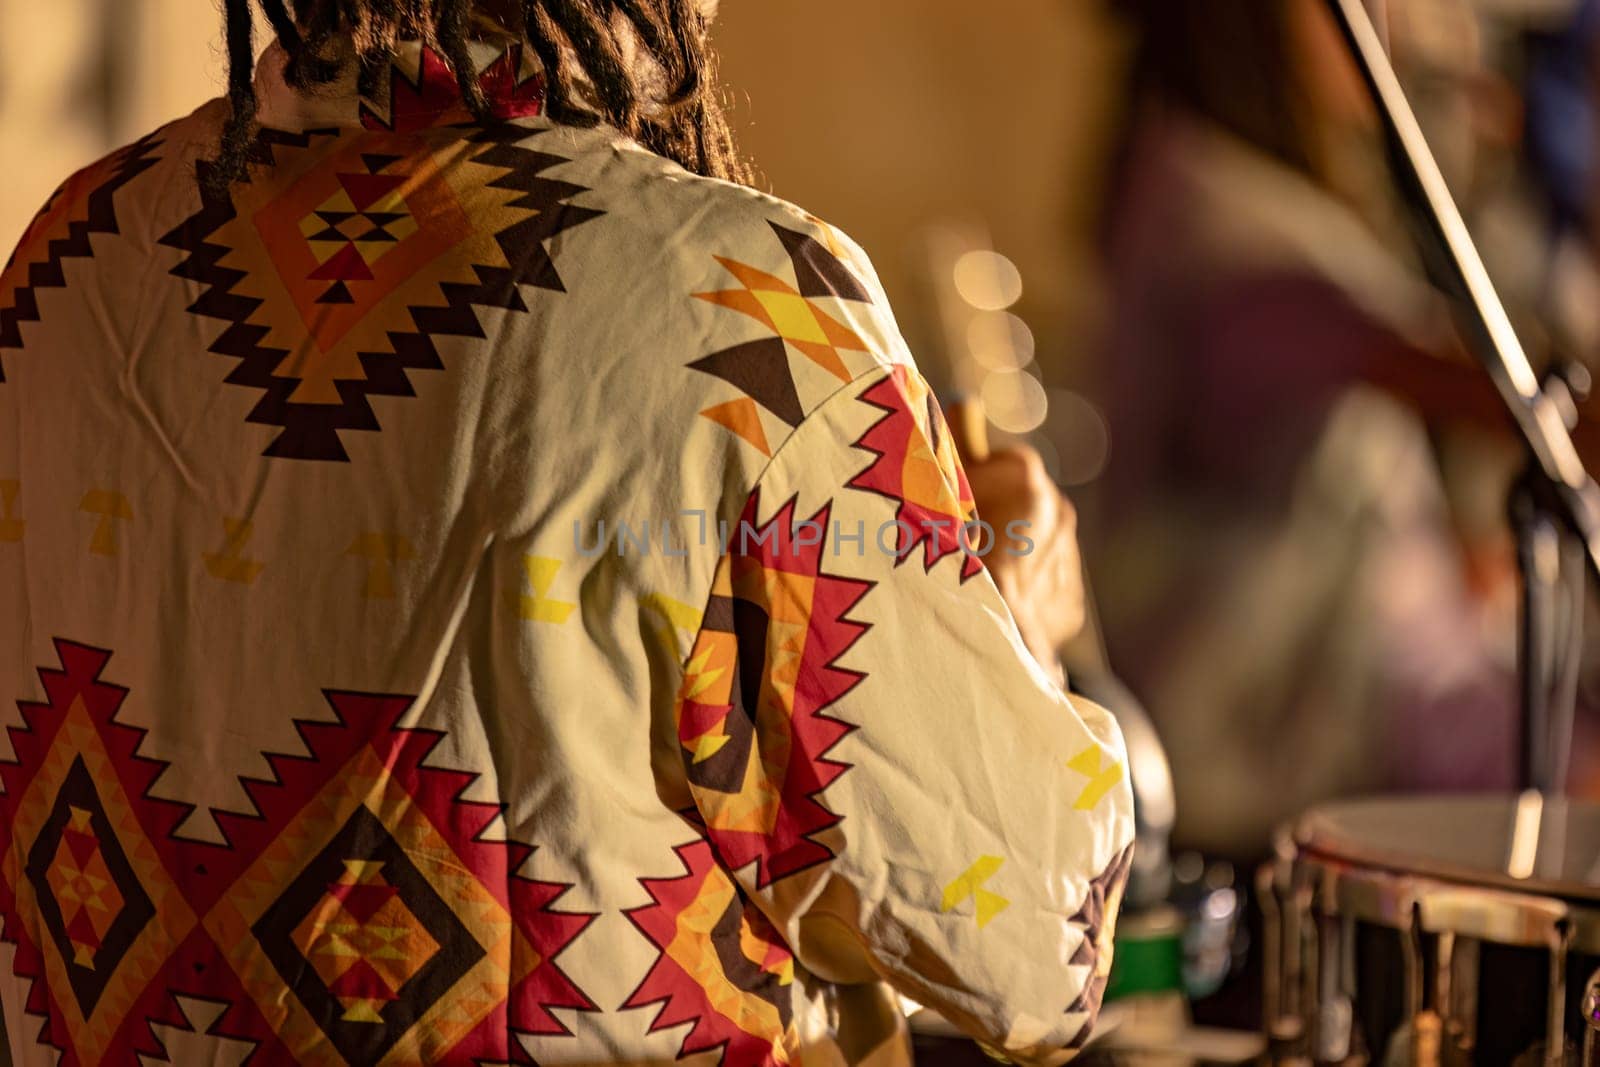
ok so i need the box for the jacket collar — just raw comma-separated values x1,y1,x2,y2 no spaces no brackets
253,29,547,133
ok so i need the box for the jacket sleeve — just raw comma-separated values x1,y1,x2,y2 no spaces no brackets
670,362,1136,1062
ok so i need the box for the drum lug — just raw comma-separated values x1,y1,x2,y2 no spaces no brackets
1581,966,1600,1066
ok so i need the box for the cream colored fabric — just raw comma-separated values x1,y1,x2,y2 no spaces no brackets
0,37,1132,1067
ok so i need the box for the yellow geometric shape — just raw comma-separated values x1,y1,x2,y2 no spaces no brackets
642,593,704,665
79,489,132,557
0,479,22,542
341,1000,387,1023
691,732,731,764
1066,746,1125,811
203,517,266,584
940,855,1010,928
346,532,417,600
696,258,864,383
755,291,830,346
701,398,772,457
343,859,384,881
518,556,576,624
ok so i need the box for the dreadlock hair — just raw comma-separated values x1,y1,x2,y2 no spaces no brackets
207,0,750,195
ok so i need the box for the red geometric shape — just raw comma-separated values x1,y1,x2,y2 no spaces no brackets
1,640,599,1062
328,881,399,924
680,492,873,890
327,958,398,1002
65,910,101,949
849,366,985,582
307,242,375,283
337,171,405,212
624,840,796,1067
161,120,601,462
64,830,98,867
362,45,546,133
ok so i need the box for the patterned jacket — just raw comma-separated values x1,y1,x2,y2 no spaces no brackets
0,32,1134,1067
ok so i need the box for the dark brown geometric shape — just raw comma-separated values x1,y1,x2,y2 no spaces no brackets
23,756,155,1016
0,133,163,379
688,337,804,428
769,222,872,304
1064,843,1135,1048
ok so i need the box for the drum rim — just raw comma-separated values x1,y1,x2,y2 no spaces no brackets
1292,793,1600,905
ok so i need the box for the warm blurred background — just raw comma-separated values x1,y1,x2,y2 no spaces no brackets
8,0,1600,1027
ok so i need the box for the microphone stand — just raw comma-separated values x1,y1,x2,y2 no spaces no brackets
1326,0,1600,794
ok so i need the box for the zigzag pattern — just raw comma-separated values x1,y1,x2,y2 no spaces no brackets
159,124,601,461
0,639,598,1063
622,840,795,1067
680,492,873,890
359,43,546,132
0,132,163,377
1064,843,1135,1049
849,366,984,582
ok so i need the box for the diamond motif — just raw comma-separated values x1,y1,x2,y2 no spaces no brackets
160,121,602,461
296,159,422,306
23,755,155,1015
3,642,595,1060
252,804,482,1064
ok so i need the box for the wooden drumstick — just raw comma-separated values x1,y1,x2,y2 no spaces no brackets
945,397,991,466
945,395,1113,676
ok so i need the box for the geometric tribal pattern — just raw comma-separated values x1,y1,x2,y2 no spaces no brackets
850,366,984,582
623,840,796,1067
0,640,596,1064
690,222,875,457
1064,844,1134,1049
24,755,157,1019
361,44,546,134
0,133,163,381
675,489,872,890
160,88,599,461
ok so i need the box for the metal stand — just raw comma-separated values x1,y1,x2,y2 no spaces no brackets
1326,0,1600,793
1514,364,1590,795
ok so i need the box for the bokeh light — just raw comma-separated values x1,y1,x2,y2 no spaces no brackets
952,250,1023,310
1037,388,1111,486
966,311,1036,372
980,370,1049,433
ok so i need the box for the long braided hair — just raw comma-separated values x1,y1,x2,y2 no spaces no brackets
211,0,749,192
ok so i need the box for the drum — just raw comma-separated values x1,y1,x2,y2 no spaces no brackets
1262,794,1600,1066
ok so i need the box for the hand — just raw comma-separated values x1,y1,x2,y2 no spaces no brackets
946,404,1086,674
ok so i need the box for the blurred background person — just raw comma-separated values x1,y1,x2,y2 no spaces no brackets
1088,0,1600,862
1088,0,1527,860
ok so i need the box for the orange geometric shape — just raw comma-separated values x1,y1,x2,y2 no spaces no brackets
623,840,796,1067
849,367,983,581
252,142,475,366
0,134,162,371
701,398,772,457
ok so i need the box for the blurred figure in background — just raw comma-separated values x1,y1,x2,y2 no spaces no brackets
1090,0,1535,858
